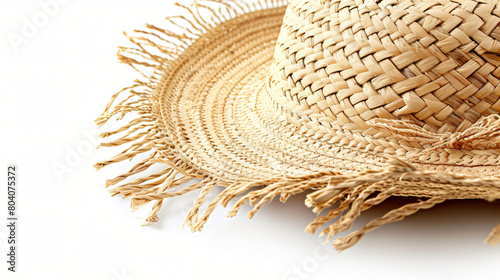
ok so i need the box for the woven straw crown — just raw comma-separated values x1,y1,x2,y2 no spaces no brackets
95,0,500,250
266,0,500,174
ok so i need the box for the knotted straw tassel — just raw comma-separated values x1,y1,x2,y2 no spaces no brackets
367,115,500,151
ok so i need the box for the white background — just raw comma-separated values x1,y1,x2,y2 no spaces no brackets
1,0,499,279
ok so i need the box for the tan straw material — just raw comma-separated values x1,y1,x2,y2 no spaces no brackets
96,0,500,250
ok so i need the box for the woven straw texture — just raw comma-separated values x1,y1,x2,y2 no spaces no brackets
96,0,500,250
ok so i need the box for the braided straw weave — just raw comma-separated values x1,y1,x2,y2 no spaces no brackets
96,0,500,250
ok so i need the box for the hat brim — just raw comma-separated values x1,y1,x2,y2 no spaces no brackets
95,0,500,250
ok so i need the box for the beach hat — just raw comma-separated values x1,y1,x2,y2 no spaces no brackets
95,0,500,250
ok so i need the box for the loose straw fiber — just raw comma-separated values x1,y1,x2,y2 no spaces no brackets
96,0,500,250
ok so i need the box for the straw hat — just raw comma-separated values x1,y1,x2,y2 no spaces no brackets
95,0,500,250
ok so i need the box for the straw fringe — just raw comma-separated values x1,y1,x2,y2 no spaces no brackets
485,224,500,246
95,0,500,250
304,158,500,250
332,196,447,251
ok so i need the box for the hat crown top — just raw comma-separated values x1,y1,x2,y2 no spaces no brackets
268,0,500,134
